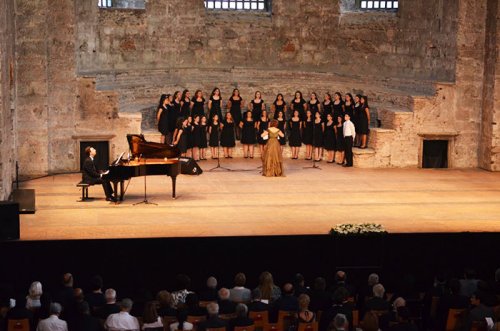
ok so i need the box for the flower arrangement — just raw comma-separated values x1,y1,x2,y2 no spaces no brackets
329,223,387,236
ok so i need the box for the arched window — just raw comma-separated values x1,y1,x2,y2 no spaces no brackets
204,0,271,11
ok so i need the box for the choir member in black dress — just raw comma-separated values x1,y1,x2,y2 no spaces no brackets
156,94,170,144
323,113,336,163
167,94,177,144
185,115,194,158
344,93,354,118
220,112,236,158
288,110,302,159
334,115,345,165
249,91,265,122
359,95,371,149
309,92,321,117
275,109,287,153
271,93,287,120
208,87,223,121
191,90,206,118
181,90,193,119
302,110,314,160
323,93,333,122
240,111,256,158
199,115,208,160
173,91,183,128
332,92,344,121
209,114,220,159
173,118,188,156
353,94,362,147
227,88,243,140
191,115,201,161
291,91,307,120
313,111,324,162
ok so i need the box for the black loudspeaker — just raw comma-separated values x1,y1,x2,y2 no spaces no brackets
178,157,203,175
0,201,20,240
12,189,36,214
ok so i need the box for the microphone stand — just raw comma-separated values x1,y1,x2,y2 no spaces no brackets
133,155,157,205
303,117,322,170
208,121,232,172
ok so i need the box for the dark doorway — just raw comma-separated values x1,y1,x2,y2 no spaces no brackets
422,140,448,168
80,141,109,171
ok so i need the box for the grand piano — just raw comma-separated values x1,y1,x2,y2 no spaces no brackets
104,134,195,201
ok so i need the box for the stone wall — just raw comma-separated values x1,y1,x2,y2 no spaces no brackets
0,0,16,200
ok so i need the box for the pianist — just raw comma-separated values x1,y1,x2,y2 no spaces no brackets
82,146,116,202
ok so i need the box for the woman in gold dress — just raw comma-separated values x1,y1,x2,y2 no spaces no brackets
260,119,285,177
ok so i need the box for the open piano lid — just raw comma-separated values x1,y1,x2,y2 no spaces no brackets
126,134,181,159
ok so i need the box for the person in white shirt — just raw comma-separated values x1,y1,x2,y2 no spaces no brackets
105,298,140,331
36,303,68,331
342,114,356,167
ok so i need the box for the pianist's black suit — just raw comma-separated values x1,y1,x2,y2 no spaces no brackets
82,156,113,198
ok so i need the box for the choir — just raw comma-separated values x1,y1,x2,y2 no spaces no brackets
156,89,370,166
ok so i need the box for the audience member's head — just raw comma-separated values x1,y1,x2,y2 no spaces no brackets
283,283,294,295
206,302,219,316
218,288,230,301
313,277,326,291
157,290,174,308
207,276,217,289
105,288,117,304
361,311,379,331
28,281,43,299
372,284,385,298
235,303,248,318
234,273,246,287
258,271,275,300
393,297,406,311
368,273,379,287
79,301,91,315
298,294,310,311
294,274,305,287
332,287,349,304
335,271,347,283
143,301,159,324
50,302,63,316
120,298,133,312
175,274,191,291
74,288,84,303
62,273,73,288
90,275,103,292
332,313,348,330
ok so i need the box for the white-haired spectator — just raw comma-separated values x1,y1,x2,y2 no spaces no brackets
105,298,139,331
26,281,43,310
366,284,390,312
96,288,120,320
393,297,406,311
368,273,380,287
36,302,68,331
218,287,236,314
228,303,254,330
197,303,227,331
332,313,348,331
230,273,251,303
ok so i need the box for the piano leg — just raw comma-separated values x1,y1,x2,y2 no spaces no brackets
112,181,119,200
119,180,124,201
171,175,177,199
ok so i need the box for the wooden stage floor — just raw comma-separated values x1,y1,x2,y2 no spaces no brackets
18,159,500,241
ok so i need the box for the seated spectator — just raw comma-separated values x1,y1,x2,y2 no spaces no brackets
475,280,499,307
365,284,390,312
357,273,380,314
388,306,418,331
297,294,315,323
468,291,494,321
379,297,405,330
75,301,103,331
435,278,469,328
66,288,85,330
308,277,332,313
230,273,251,303
199,277,218,302
185,293,207,316
26,281,43,310
55,273,75,318
142,301,163,330
293,274,308,297
459,268,479,298
104,298,139,331
329,271,355,298
36,302,68,331
86,276,106,312
157,290,177,317
275,283,299,311
247,289,269,312
197,302,227,331
171,274,193,308
218,288,236,315
5,295,34,330
95,288,120,320
330,313,348,331
228,304,254,331
170,309,193,331
254,272,281,303
319,287,353,331
360,311,379,331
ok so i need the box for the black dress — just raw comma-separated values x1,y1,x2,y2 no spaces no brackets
277,119,286,146
332,101,344,122
173,100,183,126
309,100,320,116
323,101,334,121
191,98,205,118
313,121,324,147
292,99,306,120
335,124,345,151
344,102,354,118
177,128,187,153
323,122,336,151
181,98,191,119
251,100,264,121
199,124,208,148
273,102,286,118
257,119,269,145
157,106,169,135
167,103,176,134
185,124,193,149
220,120,236,147
230,97,243,125
241,119,257,144
209,97,223,121
353,103,361,133
358,105,369,134
209,123,220,147
192,124,201,147
288,119,302,147
302,119,313,145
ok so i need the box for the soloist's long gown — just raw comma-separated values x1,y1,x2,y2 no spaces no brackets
262,128,285,177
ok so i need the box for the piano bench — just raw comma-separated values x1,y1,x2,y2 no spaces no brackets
76,182,93,202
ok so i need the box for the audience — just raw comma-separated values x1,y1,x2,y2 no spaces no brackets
293,274,308,297
228,303,254,331
197,302,227,331
5,295,34,330
36,302,68,331
331,313,348,331
172,274,193,308
104,298,139,331
199,276,218,302
309,277,332,313
255,271,281,302
26,281,43,310
319,287,353,331
75,301,103,331
230,273,251,303
297,294,315,323
218,288,236,314
360,311,379,331
96,288,120,320
365,284,390,312
185,293,207,316
388,306,418,331
86,276,106,312
141,301,163,330
248,289,269,312
169,309,193,331
459,269,479,298
55,273,75,316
